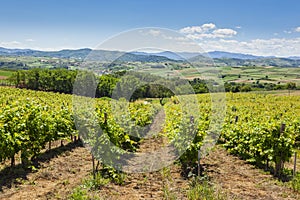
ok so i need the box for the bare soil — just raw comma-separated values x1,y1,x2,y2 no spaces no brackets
0,141,92,200
95,109,189,199
1,142,299,200
97,164,189,200
202,147,300,200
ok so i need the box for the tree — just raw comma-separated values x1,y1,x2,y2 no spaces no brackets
241,85,251,92
286,82,296,95
97,75,118,98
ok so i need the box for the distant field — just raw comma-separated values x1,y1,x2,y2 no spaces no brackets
250,89,300,96
0,56,79,70
1,55,300,86
177,66,300,85
0,70,14,79
138,65,300,85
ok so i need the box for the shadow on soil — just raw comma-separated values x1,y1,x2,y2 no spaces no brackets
0,140,83,192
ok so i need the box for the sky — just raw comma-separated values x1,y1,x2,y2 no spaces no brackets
1,0,300,57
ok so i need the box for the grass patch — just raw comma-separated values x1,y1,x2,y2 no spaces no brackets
0,69,14,77
290,173,300,192
187,177,230,200
68,173,109,200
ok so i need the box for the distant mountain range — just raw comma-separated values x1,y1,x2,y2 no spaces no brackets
0,47,175,63
207,51,263,60
0,47,92,59
131,51,262,60
0,47,300,67
288,56,300,60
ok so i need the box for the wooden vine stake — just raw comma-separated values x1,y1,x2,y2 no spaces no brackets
198,150,201,177
11,155,15,167
280,123,286,176
92,154,96,179
294,152,297,177
235,116,239,123
104,112,108,124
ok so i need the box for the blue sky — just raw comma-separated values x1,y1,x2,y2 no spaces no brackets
1,0,300,56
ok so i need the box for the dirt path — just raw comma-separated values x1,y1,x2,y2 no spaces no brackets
95,108,189,199
0,142,92,200
97,163,189,200
202,147,300,200
122,109,177,173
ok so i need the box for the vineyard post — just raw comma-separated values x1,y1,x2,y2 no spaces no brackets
92,154,96,179
11,155,15,167
235,116,239,123
198,149,201,177
294,152,297,177
104,112,107,124
280,123,285,133
280,123,286,176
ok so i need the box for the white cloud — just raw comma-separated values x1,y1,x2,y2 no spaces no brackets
179,26,203,34
185,33,211,40
180,23,237,39
284,30,292,34
295,27,300,32
284,27,300,34
25,39,35,42
138,29,162,37
148,29,161,37
184,29,237,40
0,41,22,47
162,35,189,42
201,23,216,30
212,29,237,38
199,37,300,57
179,23,216,34
179,24,300,56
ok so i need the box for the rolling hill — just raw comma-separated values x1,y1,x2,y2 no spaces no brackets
0,47,300,67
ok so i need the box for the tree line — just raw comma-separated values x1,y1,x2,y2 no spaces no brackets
9,68,298,100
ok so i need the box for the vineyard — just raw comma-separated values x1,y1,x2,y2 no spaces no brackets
0,87,159,168
222,93,300,176
1,87,300,199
